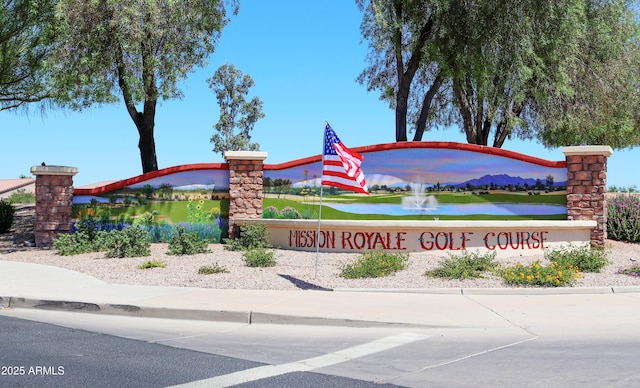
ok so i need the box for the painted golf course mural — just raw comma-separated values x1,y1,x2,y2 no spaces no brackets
72,142,568,244
263,142,567,220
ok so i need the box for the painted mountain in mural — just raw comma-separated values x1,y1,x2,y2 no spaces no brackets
450,174,567,188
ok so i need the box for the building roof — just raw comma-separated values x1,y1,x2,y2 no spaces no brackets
0,178,36,200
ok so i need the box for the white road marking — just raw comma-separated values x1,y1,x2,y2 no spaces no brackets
170,332,429,388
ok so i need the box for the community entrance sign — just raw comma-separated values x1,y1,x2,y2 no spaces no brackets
239,219,595,258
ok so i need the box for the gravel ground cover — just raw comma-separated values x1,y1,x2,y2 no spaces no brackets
1,204,640,290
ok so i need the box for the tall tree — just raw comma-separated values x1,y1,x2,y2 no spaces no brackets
46,0,237,173
535,0,640,148
0,0,53,112
438,0,585,147
356,0,445,142
207,63,265,156
358,0,640,150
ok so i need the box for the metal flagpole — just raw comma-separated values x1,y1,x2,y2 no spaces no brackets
315,123,329,279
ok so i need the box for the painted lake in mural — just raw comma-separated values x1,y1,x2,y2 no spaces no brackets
322,202,567,217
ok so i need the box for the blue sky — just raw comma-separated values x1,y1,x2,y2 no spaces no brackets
0,0,637,189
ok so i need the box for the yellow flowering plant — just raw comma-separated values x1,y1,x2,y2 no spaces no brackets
500,260,580,287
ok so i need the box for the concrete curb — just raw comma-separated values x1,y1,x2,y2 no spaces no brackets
5,297,251,323
4,285,640,329
333,286,640,295
2,296,431,328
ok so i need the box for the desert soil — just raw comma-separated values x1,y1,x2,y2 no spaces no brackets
1,204,640,291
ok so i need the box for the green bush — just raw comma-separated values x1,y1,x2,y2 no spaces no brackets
544,244,608,273
224,223,271,251
138,260,166,269
53,230,108,256
500,260,580,287
243,247,277,267
4,189,35,204
74,217,101,243
102,226,151,258
198,262,228,274
339,249,409,279
425,250,497,279
0,200,15,234
262,206,279,219
279,207,301,219
133,211,157,227
607,194,640,242
167,226,210,255
242,247,276,267
54,212,112,255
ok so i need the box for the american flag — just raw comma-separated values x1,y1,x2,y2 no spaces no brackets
321,123,369,195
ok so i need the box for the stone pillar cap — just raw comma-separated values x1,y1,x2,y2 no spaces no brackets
562,145,613,157
224,151,268,161
30,165,79,176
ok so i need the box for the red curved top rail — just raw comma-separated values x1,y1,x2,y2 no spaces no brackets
74,142,566,196
263,141,567,171
74,163,228,196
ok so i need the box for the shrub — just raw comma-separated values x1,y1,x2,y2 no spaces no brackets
224,223,271,251
262,206,279,219
54,223,109,255
102,226,151,258
301,206,318,220
425,250,497,279
0,200,15,234
607,194,640,242
54,231,104,256
138,260,166,269
167,226,210,255
544,244,608,273
279,207,301,219
243,247,277,267
339,249,409,279
198,262,228,274
133,211,157,227
500,261,580,287
4,189,35,204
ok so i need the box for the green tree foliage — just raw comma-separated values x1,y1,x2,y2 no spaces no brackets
357,0,640,149
438,0,585,148
46,0,238,173
534,0,640,148
0,0,53,112
208,63,265,156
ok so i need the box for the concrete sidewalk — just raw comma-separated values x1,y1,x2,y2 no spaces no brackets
2,261,640,329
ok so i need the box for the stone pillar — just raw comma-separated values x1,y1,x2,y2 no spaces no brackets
30,165,78,249
562,146,613,247
224,151,268,238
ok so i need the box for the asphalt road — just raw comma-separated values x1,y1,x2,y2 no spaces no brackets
0,314,401,387
2,308,640,387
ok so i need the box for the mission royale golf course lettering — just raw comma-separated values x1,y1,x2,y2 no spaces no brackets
288,229,549,252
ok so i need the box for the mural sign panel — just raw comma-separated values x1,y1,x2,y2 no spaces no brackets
263,142,567,219
74,142,568,221
69,141,593,255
